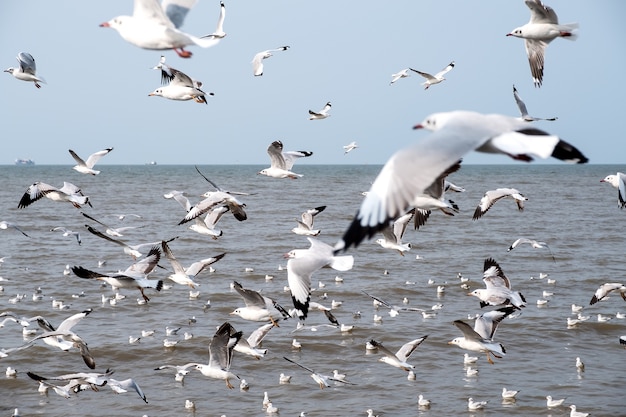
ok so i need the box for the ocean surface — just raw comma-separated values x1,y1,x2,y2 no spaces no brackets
0,164,624,417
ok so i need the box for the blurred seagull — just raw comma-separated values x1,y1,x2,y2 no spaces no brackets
472,188,528,220
252,46,289,76
100,0,221,58
343,141,358,154
367,336,428,372
589,282,626,305
283,357,356,389
308,102,332,120
50,227,81,245
507,0,578,87
68,148,113,175
600,173,626,209
513,85,557,121
4,52,46,88
409,61,454,89
258,140,313,179
292,206,326,236
507,237,556,262
390,68,410,85
0,221,29,237
18,182,90,209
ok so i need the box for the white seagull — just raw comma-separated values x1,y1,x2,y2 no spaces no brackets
100,0,221,58
233,323,274,360
513,84,557,121
589,282,626,305
149,66,213,103
283,356,356,389
376,209,414,256
82,212,144,237
285,237,354,321
546,395,566,408
164,190,229,239
230,281,291,325
252,46,289,76
4,52,46,88
202,1,226,39
292,206,326,236
468,258,526,309
258,140,313,179
18,182,90,209
569,405,590,417
195,322,242,389
68,148,113,175
507,0,578,87
472,188,528,220
468,398,488,411
343,141,358,154
50,227,81,245
362,290,424,317
176,190,246,225
389,68,410,85
409,61,454,89
601,173,626,209
84,225,167,259
161,240,225,288
367,336,428,372
0,221,29,237
308,102,332,120
335,110,587,252
507,237,556,262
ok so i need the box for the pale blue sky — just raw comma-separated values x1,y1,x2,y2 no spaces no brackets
1,1,625,165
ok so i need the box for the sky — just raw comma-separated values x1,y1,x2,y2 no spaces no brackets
1,1,625,166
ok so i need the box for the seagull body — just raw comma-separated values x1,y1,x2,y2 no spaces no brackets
285,237,354,321
601,173,626,209
472,188,527,220
161,240,225,288
50,227,81,245
390,68,410,85
69,148,113,175
368,336,428,371
292,206,326,236
100,0,220,57
308,102,331,120
507,0,578,87
468,397,488,411
507,237,556,262
376,209,414,256
502,387,519,399
569,405,589,417
546,395,566,408
589,282,626,305
258,140,313,179
409,61,454,89
195,322,242,389
4,52,46,88
165,190,228,238
513,85,557,121
177,190,246,225
18,182,89,209
469,258,526,309
233,323,273,359
335,110,587,252
230,281,290,324
149,65,212,103
343,141,358,154
252,46,289,76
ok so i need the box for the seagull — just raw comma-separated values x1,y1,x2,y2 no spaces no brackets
284,237,354,321
100,0,221,58
507,237,556,262
308,102,332,120
3,310,96,368
68,148,113,175
600,173,626,209
164,190,226,238
472,188,528,220
149,66,213,103
161,240,225,288
154,362,201,382
81,212,144,237
546,395,566,408
361,290,424,317
468,397,488,411
283,357,356,389
50,227,81,245
507,0,578,87
0,221,29,237
411,161,462,230
258,140,313,179
26,369,113,398
367,336,428,372
194,322,242,389
468,258,526,309
409,61,454,89
376,209,414,256
389,68,410,85
251,46,289,76
335,110,587,252
84,225,167,259
502,387,520,399
589,283,626,305
107,378,148,403
202,1,226,39
343,141,358,154
18,181,90,209
4,52,46,88
513,85,557,121
418,394,431,408
233,322,274,360
292,206,326,236
71,246,163,301
230,281,291,325
569,405,590,417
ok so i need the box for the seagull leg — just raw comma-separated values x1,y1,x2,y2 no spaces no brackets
486,352,494,364
139,288,150,302
174,48,192,58
270,316,280,327
225,378,234,389
34,82,41,89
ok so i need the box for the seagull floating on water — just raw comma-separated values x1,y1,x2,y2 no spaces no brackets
4,52,46,88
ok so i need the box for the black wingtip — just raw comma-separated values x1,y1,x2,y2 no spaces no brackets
551,139,589,164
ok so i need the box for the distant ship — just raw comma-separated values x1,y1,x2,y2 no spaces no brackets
15,158,35,166
147,161,157,165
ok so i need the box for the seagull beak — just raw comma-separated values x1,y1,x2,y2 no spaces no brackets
99,22,111,27
447,341,454,345
412,124,424,130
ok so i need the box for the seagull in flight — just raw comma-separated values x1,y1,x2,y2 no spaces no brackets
0,221,29,237
252,46,289,76
507,238,556,262
149,65,212,104
472,188,528,220
202,1,226,39
68,148,113,175
4,52,46,88
512,85,557,121
409,61,454,89
367,336,428,371
283,356,356,389
343,141,358,154
389,68,410,85
18,182,90,209
308,102,331,120
258,140,313,179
